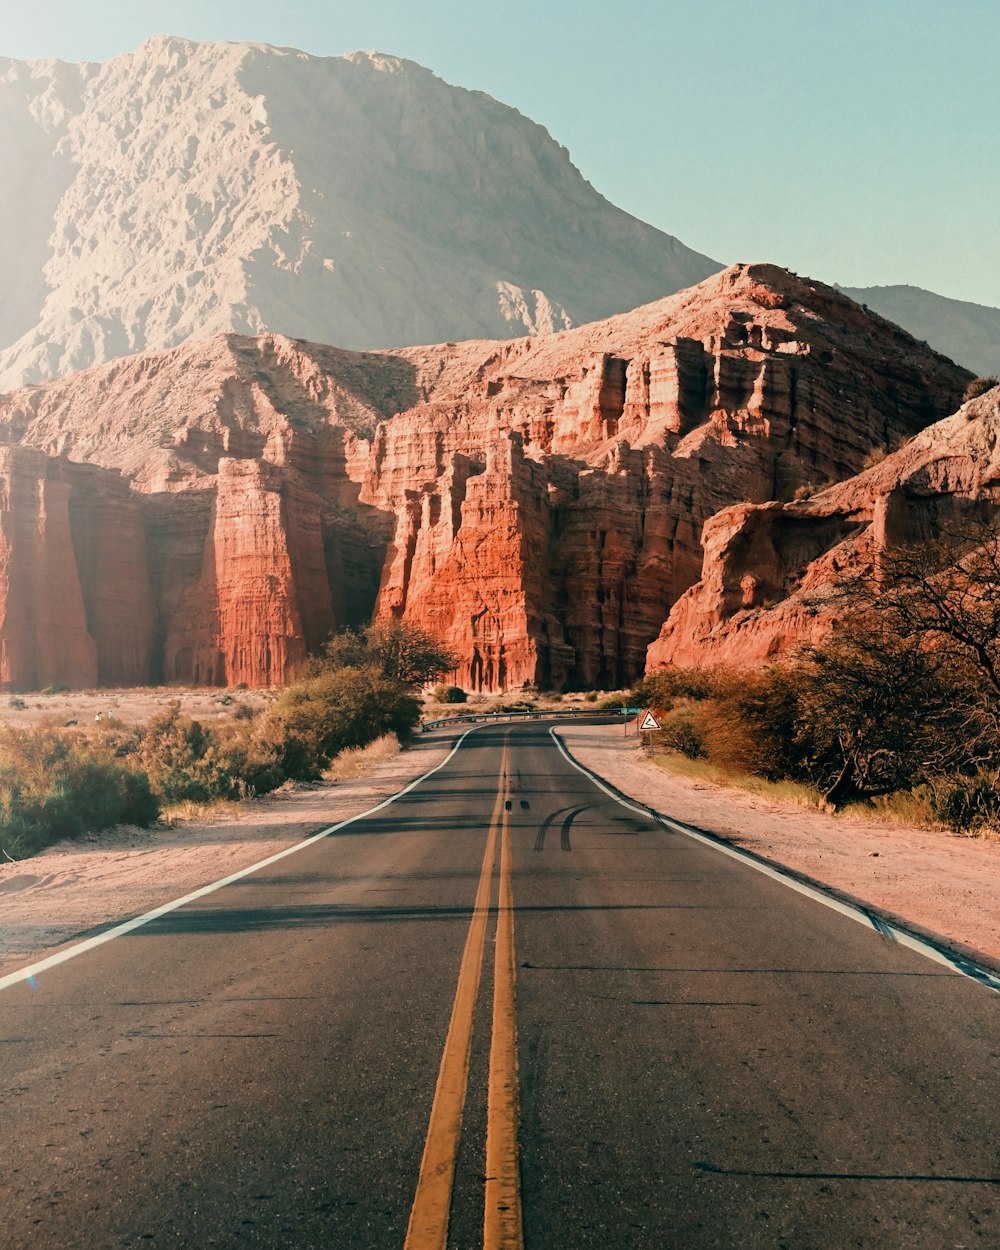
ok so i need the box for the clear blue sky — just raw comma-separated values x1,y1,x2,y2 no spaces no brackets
5,0,999,306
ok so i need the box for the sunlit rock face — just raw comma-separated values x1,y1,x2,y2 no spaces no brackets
648,385,1000,671
0,265,970,690
0,36,719,391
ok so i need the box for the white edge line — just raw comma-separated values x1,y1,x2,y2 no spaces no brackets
550,726,1000,995
0,725,480,995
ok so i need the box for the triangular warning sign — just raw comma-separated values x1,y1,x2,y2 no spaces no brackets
638,709,661,731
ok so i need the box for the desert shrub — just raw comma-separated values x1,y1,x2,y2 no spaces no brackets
656,703,707,759
188,717,286,800
432,684,467,704
137,702,225,803
962,376,999,403
597,694,628,710
267,667,421,780
317,621,457,687
0,727,159,858
928,773,1000,832
704,665,804,780
632,666,728,712
861,446,887,470
138,702,300,803
496,700,535,713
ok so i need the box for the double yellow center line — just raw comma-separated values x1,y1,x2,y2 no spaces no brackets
404,738,524,1250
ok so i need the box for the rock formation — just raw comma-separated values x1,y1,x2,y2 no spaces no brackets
0,447,154,689
0,36,718,391
648,382,1000,670
0,264,972,690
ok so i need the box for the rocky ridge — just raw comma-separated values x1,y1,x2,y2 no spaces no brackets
0,264,971,691
648,383,1000,669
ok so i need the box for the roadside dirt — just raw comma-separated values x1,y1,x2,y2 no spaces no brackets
557,722,1000,969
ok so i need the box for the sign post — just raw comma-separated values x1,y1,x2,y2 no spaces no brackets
620,706,643,736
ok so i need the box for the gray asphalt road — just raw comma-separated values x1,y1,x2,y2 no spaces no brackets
1,721,998,1249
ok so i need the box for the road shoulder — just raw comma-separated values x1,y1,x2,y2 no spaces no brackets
557,722,1000,969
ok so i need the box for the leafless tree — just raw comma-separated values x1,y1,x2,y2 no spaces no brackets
836,512,1000,703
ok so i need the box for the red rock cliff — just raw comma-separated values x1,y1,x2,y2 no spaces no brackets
0,265,972,689
0,448,155,689
648,384,1000,669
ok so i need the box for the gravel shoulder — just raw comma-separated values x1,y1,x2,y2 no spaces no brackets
557,722,1000,970
0,732,456,978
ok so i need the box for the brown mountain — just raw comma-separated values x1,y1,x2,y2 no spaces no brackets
0,264,970,691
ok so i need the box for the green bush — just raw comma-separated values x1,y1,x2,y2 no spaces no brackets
137,702,297,803
0,728,159,859
432,684,467,704
208,717,290,799
137,702,224,803
268,667,421,780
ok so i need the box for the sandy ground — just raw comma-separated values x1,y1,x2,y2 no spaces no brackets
0,685,603,731
558,722,1000,970
3,715,998,983
0,686,273,730
0,733,454,978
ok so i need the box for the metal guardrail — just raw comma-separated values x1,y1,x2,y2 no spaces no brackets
421,707,641,731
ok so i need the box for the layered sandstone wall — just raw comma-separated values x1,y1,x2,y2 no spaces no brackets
66,463,157,686
0,449,96,689
648,385,1000,670
0,265,975,691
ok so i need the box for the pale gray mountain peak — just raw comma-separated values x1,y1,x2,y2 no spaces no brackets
0,36,719,389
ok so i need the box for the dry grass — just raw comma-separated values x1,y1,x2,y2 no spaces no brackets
158,795,255,828
840,791,940,829
649,751,824,809
841,791,1000,840
323,733,401,782
653,751,1000,839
